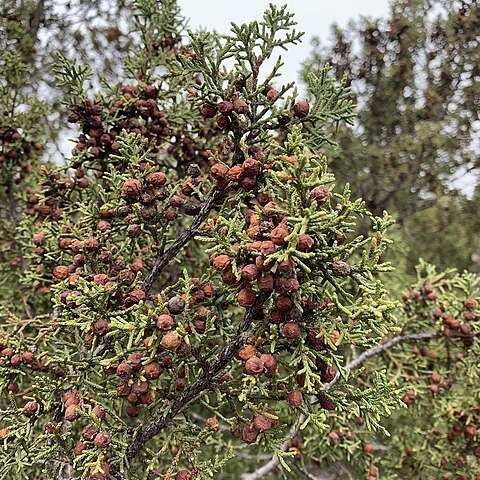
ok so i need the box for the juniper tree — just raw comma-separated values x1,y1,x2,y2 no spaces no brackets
0,2,479,480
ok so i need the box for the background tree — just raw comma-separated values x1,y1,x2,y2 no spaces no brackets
1,0,143,152
302,0,480,273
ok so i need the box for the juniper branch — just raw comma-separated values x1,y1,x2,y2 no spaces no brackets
242,331,442,480
111,293,270,477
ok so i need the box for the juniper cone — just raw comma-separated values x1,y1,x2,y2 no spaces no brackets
0,1,479,480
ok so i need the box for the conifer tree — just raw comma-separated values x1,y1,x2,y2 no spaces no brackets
0,2,479,480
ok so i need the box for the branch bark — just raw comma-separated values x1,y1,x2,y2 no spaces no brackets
142,188,223,292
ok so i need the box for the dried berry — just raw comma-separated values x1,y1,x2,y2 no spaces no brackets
282,321,301,339
242,158,260,176
160,331,182,351
238,345,257,361
319,397,337,410
210,163,229,180
270,226,289,246
241,264,260,281
293,101,310,118
82,424,99,441
116,362,133,378
143,362,162,380
73,441,87,456
92,406,106,421
241,424,259,444
65,404,80,421
200,103,217,118
52,265,69,281
278,259,294,275
238,288,256,307
122,179,142,199
147,172,168,187
296,234,314,252
331,260,351,277
23,401,39,417
253,414,274,432
175,470,192,480
157,314,174,331
227,165,244,182
287,390,303,410
259,353,277,375
266,89,279,100
217,100,234,115
212,254,231,272
93,431,112,449
233,98,249,114
464,297,476,309
168,296,186,315
244,356,264,375
127,352,143,371
92,319,109,336
310,185,331,205
257,274,274,292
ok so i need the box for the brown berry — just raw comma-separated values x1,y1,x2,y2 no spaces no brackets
157,314,174,331
200,103,217,118
266,89,279,100
53,265,69,280
233,98,249,114
73,441,87,456
168,296,185,314
253,414,274,433
331,260,351,277
296,234,314,252
122,179,142,199
175,470,192,480
147,172,167,187
310,185,331,205
92,319,109,336
238,288,256,307
287,390,303,409
244,356,264,376
143,362,162,380
82,424,99,441
238,345,257,361
241,424,259,444
293,101,310,118
259,353,277,375
65,404,80,421
23,401,39,417
270,226,289,246
160,331,182,351
94,431,112,449
241,264,260,282
210,163,229,180
282,322,301,339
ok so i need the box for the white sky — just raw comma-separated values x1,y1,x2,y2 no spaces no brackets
177,0,390,84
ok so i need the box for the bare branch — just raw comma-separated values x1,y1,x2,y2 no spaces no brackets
142,189,223,292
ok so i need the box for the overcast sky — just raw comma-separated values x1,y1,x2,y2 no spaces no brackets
177,0,391,84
